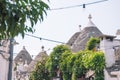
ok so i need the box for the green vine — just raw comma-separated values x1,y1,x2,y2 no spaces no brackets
30,44,105,80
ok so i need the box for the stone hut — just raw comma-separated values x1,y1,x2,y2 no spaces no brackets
67,14,103,52
14,46,32,64
27,46,48,72
13,46,32,80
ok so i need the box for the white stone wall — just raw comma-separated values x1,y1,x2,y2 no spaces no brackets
0,40,10,80
100,38,115,67
100,37,120,80
113,39,120,47
104,69,118,80
0,54,9,80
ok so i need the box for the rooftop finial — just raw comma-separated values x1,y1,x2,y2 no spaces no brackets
86,14,96,27
41,46,44,51
88,14,92,20
23,46,26,50
79,25,81,32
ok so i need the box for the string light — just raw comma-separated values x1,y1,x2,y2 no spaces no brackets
50,0,108,11
25,34,66,44
25,34,120,48
83,4,86,8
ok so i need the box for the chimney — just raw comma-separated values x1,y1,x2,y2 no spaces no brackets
116,29,120,39
100,35,116,67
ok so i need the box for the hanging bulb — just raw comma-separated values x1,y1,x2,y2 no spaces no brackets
82,4,86,12
83,4,86,8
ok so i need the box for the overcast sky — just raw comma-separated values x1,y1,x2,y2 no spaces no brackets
14,0,120,57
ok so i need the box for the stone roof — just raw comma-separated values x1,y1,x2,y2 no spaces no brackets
67,15,103,52
67,32,81,46
99,34,116,38
14,46,32,65
27,47,48,72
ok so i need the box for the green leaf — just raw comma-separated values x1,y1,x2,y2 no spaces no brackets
0,0,49,39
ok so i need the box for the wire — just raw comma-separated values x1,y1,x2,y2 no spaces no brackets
86,0,108,6
23,0,109,51
50,0,108,11
25,34,66,44
25,34,120,48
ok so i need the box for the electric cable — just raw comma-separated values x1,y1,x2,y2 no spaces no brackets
25,34,66,44
50,0,108,11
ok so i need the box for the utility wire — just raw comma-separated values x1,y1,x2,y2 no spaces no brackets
25,0,109,44
50,0,108,11
25,34,66,44
25,34,120,48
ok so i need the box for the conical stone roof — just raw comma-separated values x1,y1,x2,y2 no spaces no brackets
67,15,103,52
67,32,81,46
27,46,48,72
14,46,32,65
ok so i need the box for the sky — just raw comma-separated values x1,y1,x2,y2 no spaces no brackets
14,0,120,57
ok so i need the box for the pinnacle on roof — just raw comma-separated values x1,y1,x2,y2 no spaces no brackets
27,46,48,72
88,14,92,20
41,45,44,51
86,14,96,27
23,46,26,50
14,46,32,64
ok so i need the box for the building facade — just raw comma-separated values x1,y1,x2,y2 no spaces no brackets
67,14,103,52
100,34,120,80
0,39,10,80
13,46,48,80
67,15,120,80
13,46,32,80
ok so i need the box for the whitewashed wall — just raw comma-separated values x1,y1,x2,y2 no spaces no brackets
100,38,115,67
0,40,10,80
104,69,118,80
0,54,9,80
